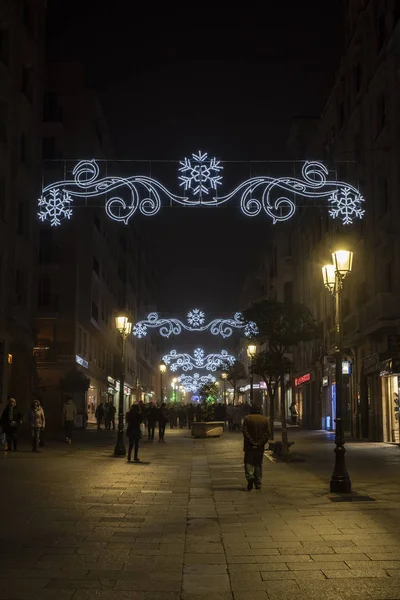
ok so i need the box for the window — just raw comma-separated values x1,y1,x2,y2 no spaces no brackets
43,92,63,122
92,256,99,275
42,137,56,160
0,100,7,143
0,178,5,221
377,94,386,133
20,134,27,165
91,301,99,322
21,66,33,103
354,62,362,93
377,13,386,50
284,281,293,303
0,29,10,67
38,277,50,307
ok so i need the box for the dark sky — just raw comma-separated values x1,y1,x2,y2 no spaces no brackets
46,1,344,328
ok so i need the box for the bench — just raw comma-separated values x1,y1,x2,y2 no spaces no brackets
268,441,294,456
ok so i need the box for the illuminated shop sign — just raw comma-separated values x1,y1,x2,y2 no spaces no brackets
76,354,88,369
295,373,311,386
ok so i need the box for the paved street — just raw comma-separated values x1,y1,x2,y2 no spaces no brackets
1,428,400,600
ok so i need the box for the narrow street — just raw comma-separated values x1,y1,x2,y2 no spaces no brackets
1,428,400,600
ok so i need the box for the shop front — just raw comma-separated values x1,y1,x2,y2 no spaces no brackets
379,357,400,443
294,372,311,427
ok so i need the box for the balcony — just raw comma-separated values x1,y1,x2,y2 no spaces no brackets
359,293,400,335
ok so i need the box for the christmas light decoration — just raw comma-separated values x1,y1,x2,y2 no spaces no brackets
132,310,257,339
177,372,216,393
162,348,236,372
39,157,364,227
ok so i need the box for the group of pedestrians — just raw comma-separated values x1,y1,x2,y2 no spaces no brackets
0,396,46,452
94,401,116,430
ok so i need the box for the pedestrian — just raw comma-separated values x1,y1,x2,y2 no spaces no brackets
95,402,104,429
289,402,298,425
242,405,270,491
0,397,22,451
157,402,168,442
29,399,46,452
110,403,116,429
126,404,143,462
147,403,157,442
187,403,195,429
63,396,77,443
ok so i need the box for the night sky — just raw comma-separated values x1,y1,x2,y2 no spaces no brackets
46,1,344,338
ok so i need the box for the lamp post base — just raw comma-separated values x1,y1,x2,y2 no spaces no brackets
330,442,351,493
113,430,126,457
330,478,352,493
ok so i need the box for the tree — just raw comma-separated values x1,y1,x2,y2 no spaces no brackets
219,360,247,403
243,299,317,457
198,382,219,422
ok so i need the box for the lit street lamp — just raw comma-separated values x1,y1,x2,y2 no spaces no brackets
114,314,132,457
247,344,257,403
159,362,167,404
322,249,353,493
221,371,228,404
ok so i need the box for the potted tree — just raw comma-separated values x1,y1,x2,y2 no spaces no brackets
191,382,225,438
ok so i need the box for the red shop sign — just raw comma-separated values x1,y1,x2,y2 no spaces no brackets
295,373,311,386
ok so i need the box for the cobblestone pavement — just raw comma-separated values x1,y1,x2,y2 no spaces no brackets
1,427,400,600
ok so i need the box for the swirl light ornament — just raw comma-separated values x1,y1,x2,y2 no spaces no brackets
132,310,258,339
162,348,236,372
38,156,365,226
177,373,216,393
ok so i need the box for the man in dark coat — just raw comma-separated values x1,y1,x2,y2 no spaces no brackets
242,405,270,491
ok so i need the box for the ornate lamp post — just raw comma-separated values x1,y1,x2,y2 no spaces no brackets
114,314,132,457
159,362,167,404
221,371,228,404
322,249,353,493
247,344,257,403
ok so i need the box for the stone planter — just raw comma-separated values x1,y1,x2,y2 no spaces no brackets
191,421,224,438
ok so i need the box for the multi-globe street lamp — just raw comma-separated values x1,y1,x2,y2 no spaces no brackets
114,314,132,457
322,249,353,493
247,344,257,403
221,371,228,404
159,362,167,404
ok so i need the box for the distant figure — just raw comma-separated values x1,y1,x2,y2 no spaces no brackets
0,397,22,451
29,400,46,452
289,402,298,425
63,396,77,443
95,403,104,429
242,405,270,491
110,403,116,429
126,404,143,462
187,404,195,429
147,403,157,442
157,403,168,442
104,402,111,430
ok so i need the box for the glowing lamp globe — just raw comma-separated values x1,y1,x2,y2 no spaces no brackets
159,363,167,374
115,314,132,335
332,250,353,277
247,344,257,358
322,264,336,292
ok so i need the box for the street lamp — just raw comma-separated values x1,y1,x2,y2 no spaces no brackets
247,344,257,403
114,313,132,457
221,371,228,404
322,249,353,493
159,363,167,404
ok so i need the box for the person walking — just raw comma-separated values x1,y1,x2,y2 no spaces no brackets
126,404,143,462
63,396,77,443
147,403,157,442
110,403,116,430
0,398,22,451
289,402,298,425
29,400,46,452
157,402,168,442
243,405,270,491
95,402,104,429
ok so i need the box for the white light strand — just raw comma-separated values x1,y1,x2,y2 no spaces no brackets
132,310,258,339
177,372,216,393
38,157,365,226
162,348,236,372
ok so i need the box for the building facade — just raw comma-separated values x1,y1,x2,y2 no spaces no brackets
0,0,47,412
35,63,159,429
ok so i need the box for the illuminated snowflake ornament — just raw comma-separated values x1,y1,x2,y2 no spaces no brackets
187,309,205,328
179,151,223,196
328,187,365,225
38,189,73,227
132,323,148,339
